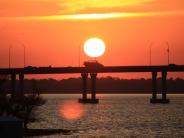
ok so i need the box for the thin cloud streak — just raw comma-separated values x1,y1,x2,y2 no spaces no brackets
58,0,156,14
0,11,184,21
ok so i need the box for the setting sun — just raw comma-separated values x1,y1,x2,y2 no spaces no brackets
84,38,106,58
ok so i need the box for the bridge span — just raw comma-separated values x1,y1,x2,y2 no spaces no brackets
1,65,184,104
0,65,184,74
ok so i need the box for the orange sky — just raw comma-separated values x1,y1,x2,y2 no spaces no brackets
0,0,184,79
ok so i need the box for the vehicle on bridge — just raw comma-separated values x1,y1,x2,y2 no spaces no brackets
83,60,104,68
168,64,177,67
24,66,37,69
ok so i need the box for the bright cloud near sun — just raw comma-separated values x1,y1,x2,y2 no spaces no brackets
2,11,184,21
59,0,156,14
0,0,183,20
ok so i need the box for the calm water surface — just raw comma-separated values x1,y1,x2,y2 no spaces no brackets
29,94,184,138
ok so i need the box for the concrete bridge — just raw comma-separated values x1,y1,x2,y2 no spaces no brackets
0,65,184,104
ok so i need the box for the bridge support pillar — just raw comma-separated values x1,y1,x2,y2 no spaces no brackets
81,73,88,99
11,74,16,99
151,72,157,101
78,73,99,104
79,73,88,103
19,73,24,97
161,71,170,103
90,73,98,103
150,71,170,103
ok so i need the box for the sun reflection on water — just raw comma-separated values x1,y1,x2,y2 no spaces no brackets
58,100,84,120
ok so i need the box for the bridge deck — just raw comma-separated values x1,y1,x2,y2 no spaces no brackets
0,65,184,75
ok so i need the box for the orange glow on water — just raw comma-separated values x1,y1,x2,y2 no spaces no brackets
58,100,84,120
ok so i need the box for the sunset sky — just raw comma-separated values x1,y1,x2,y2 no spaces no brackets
0,0,184,79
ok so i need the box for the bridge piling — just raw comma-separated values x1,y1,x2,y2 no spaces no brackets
82,73,88,100
19,73,24,97
91,73,97,100
79,73,88,103
90,73,99,103
11,74,16,99
152,72,157,100
150,71,159,103
161,71,170,103
78,73,99,104
150,71,170,103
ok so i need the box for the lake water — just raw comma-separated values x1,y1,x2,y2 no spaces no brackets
28,94,184,138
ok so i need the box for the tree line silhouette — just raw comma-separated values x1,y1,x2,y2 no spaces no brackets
3,77,184,93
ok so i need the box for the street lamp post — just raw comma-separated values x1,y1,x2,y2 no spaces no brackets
166,42,170,65
149,43,153,66
22,44,26,67
9,45,12,68
78,44,81,67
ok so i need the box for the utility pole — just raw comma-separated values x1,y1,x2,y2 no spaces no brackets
149,43,153,66
166,42,170,65
78,44,81,67
9,45,12,68
22,44,26,67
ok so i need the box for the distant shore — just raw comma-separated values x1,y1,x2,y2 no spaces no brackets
3,77,184,94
